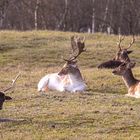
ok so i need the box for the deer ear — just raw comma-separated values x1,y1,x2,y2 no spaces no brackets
5,95,12,100
127,62,136,69
97,60,123,69
127,50,133,54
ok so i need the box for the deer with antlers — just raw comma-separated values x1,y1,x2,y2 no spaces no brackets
38,36,86,93
98,35,135,69
112,61,140,98
0,73,20,110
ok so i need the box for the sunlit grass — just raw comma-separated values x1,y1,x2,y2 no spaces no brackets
0,30,140,140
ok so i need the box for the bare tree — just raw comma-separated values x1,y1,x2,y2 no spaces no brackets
0,0,140,34
100,0,110,32
91,0,96,33
34,0,40,30
0,0,9,29
57,0,68,30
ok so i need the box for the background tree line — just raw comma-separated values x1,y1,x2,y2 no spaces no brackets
0,0,140,35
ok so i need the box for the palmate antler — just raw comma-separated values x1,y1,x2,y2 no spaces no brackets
3,73,21,93
64,35,86,62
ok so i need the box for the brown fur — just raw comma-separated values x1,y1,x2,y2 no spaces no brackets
128,83,138,95
127,82,140,96
98,36,134,69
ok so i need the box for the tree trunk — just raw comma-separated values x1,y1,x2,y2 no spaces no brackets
34,0,40,30
91,0,96,33
119,0,125,34
57,0,68,30
0,0,9,29
100,0,109,32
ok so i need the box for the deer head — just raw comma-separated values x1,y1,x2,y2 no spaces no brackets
112,61,136,76
58,35,86,76
0,92,12,110
0,73,20,110
98,35,135,69
114,35,135,62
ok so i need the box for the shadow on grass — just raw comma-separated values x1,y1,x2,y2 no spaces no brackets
0,118,26,123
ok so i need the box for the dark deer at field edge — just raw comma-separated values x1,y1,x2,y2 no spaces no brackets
98,35,135,69
0,73,20,110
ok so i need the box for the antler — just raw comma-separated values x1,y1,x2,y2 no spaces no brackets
72,36,86,60
71,35,77,53
117,35,125,50
64,35,86,62
3,73,21,93
125,35,135,50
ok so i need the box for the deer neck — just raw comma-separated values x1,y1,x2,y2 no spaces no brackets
69,68,83,82
122,69,138,88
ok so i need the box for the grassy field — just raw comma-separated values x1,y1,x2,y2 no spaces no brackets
0,30,140,140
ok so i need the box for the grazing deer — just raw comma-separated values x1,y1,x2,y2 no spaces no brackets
38,36,86,93
98,35,135,69
0,73,20,110
112,61,140,98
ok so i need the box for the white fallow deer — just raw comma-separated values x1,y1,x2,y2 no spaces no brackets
0,73,20,110
98,35,135,69
38,36,86,93
112,61,140,98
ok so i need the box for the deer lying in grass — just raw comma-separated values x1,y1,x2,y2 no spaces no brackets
98,35,135,69
38,36,86,93
0,73,20,110
0,92,12,110
112,61,140,98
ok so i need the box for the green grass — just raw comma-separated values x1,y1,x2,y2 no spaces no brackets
0,30,140,140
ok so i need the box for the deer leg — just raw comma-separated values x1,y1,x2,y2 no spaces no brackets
45,86,49,92
40,86,49,93
62,75,71,85
125,87,136,97
72,84,86,93
133,84,140,98
125,92,134,97
125,91,138,98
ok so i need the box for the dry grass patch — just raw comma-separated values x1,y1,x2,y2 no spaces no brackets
0,30,140,139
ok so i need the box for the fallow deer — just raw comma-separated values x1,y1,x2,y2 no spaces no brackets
38,35,86,93
98,35,135,69
112,61,140,98
0,92,12,110
0,73,20,110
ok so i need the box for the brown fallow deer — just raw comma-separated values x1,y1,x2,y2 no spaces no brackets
0,73,20,110
112,61,140,98
98,35,135,69
38,35,86,93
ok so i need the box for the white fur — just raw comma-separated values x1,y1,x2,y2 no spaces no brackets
125,91,140,98
64,74,86,92
38,73,65,92
38,73,86,93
